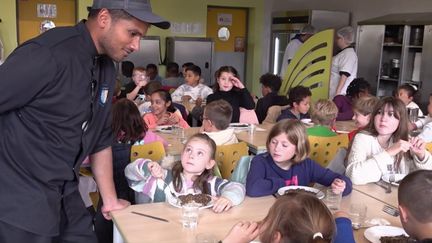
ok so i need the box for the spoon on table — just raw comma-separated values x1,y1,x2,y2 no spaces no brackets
352,224,370,230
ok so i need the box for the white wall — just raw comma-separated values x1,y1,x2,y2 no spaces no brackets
260,0,432,73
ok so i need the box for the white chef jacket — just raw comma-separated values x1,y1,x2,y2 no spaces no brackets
329,47,358,98
280,38,303,78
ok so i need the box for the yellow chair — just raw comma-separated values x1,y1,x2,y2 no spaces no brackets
279,29,335,100
308,134,349,167
426,143,432,153
215,142,249,179
130,141,166,162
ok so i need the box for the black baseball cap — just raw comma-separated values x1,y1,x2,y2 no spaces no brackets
89,0,170,29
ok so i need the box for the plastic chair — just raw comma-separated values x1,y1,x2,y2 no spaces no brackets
262,104,290,125
239,107,259,124
130,141,166,162
215,142,249,179
230,155,253,184
173,102,188,120
426,143,432,153
308,134,349,167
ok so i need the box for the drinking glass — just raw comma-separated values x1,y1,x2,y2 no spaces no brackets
248,124,256,135
182,203,199,229
407,108,419,123
176,126,185,141
349,203,367,228
324,188,342,211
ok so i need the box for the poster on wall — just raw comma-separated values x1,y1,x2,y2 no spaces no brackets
234,37,245,52
217,13,232,26
37,4,57,18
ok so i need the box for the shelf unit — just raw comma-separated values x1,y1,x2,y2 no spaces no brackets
356,13,432,109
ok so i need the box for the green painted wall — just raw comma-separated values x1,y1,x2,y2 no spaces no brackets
1,0,264,94
0,0,18,59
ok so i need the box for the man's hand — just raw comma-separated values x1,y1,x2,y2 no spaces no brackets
101,199,130,220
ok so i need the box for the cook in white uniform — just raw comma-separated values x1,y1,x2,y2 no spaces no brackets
330,26,358,99
280,25,316,78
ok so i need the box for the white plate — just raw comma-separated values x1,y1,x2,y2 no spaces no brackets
300,119,314,126
167,194,214,209
156,125,174,133
336,130,350,134
229,123,250,130
381,173,406,186
364,226,408,243
277,186,325,199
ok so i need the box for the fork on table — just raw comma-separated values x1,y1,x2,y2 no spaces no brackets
382,204,400,217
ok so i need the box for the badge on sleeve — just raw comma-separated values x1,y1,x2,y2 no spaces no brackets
99,86,109,106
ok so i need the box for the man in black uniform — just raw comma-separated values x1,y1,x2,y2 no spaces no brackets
0,0,169,242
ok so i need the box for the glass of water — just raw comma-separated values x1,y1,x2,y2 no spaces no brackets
349,203,367,228
324,188,342,211
182,203,200,229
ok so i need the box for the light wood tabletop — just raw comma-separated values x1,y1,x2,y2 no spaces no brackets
156,120,356,157
353,183,399,208
112,188,403,243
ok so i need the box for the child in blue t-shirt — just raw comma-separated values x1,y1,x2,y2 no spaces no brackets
246,119,352,197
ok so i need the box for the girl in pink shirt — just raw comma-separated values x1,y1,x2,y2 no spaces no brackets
113,98,167,146
143,89,190,129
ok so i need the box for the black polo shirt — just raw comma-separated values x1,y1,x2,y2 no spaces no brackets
0,21,115,236
255,91,289,123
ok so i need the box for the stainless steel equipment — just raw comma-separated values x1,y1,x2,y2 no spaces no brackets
166,37,214,86
356,13,432,110
123,36,161,68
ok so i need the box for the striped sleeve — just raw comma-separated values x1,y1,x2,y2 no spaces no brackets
211,177,245,206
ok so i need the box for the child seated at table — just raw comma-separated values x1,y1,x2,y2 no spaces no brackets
171,65,213,103
277,85,311,121
222,191,355,243
411,93,432,142
245,119,352,197
143,89,190,129
346,97,432,185
137,81,162,115
124,66,149,101
333,77,371,121
307,99,338,137
348,96,379,141
206,66,256,123
398,170,432,242
396,83,424,117
125,133,246,213
200,100,238,145
255,73,289,123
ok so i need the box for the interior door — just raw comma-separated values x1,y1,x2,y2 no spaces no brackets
207,6,248,85
17,0,77,44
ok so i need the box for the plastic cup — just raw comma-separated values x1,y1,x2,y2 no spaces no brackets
324,188,342,211
349,203,367,228
249,124,256,135
182,203,199,229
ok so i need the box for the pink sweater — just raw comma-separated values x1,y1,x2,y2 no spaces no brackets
142,131,168,147
143,112,190,129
